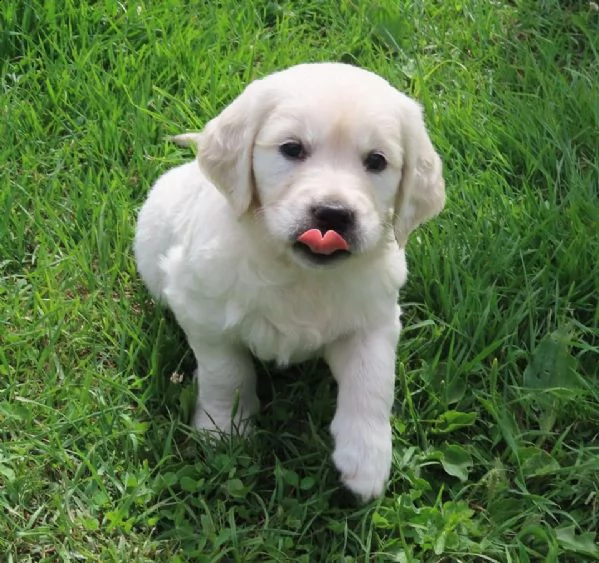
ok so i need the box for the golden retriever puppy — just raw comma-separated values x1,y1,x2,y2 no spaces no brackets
134,62,445,501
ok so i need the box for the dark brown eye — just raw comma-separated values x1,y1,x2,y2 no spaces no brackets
279,141,306,160
364,151,387,172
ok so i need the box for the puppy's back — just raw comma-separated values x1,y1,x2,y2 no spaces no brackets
134,161,211,300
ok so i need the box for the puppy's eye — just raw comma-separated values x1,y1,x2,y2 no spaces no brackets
279,141,306,160
364,151,387,172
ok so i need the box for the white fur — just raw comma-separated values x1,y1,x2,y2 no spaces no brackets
134,62,445,501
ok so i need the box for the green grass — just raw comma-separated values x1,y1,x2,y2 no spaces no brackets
1,0,598,560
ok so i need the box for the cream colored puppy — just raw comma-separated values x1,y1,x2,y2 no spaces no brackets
134,62,445,501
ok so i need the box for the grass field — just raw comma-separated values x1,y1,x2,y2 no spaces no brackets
2,0,599,560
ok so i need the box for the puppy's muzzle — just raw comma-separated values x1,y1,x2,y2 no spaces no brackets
293,202,356,266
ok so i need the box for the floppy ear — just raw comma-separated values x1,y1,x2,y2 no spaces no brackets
393,99,445,248
173,80,273,216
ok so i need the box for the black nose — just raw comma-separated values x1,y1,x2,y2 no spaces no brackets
311,203,355,233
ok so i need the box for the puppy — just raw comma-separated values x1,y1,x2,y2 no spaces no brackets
134,62,445,501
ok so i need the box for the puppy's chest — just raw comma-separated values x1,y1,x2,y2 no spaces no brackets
232,283,370,365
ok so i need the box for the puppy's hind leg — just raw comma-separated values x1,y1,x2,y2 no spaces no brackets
188,339,260,436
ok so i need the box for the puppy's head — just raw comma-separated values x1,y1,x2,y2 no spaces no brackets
178,63,445,267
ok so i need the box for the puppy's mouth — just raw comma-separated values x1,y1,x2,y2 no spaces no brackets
293,228,351,266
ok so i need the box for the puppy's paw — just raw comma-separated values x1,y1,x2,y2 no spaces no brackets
331,415,392,502
192,407,254,437
192,396,259,437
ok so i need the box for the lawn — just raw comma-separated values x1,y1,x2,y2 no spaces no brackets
1,0,598,560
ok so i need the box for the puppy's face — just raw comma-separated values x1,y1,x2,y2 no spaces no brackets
191,63,445,268
252,92,403,266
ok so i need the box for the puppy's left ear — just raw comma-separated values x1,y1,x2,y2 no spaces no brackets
173,80,273,216
393,99,445,248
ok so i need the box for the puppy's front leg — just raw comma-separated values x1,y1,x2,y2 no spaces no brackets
188,339,260,436
324,318,400,501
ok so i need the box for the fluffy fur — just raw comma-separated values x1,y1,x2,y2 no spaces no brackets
134,62,445,501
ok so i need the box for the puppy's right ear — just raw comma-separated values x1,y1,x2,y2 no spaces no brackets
177,81,273,217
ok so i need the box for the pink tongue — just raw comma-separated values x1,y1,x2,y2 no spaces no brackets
297,229,349,255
